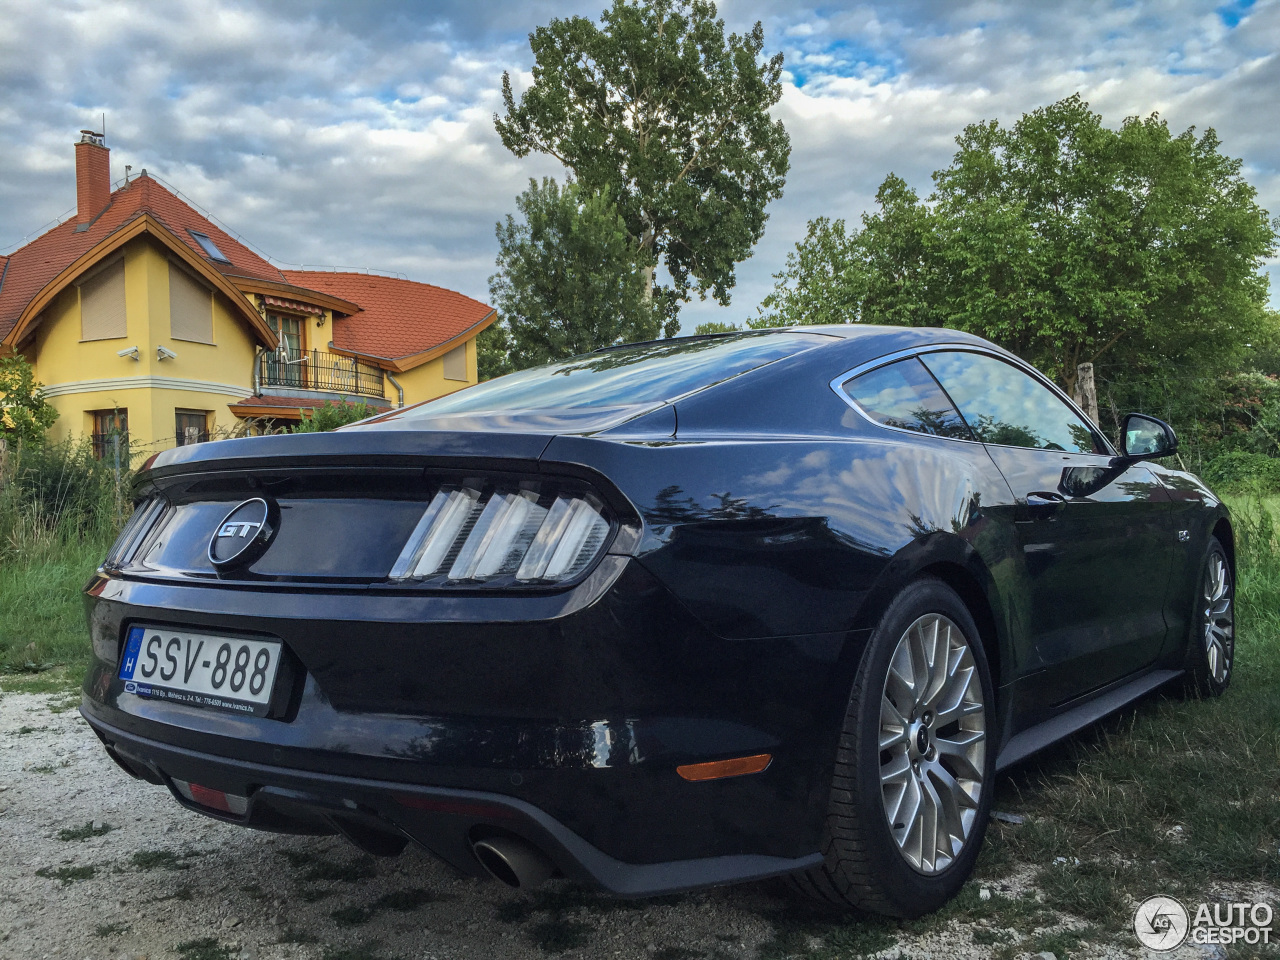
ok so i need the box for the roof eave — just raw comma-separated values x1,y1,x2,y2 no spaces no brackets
2,214,280,351
229,276,362,316
329,309,498,373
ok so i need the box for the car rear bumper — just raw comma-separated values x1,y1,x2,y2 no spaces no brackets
80,558,860,890
82,707,821,896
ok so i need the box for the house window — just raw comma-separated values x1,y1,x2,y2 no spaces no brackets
169,263,214,343
442,343,467,381
175,410,211,446
79,258,126,341
90,409,128,463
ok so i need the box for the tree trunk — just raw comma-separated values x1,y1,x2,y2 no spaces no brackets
1073,362,1098,425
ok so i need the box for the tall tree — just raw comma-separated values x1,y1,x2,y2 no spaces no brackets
495,0,790,329
488,178,665,371
759,95,1277,395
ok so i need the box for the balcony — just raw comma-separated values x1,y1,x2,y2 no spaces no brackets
259,348,385,399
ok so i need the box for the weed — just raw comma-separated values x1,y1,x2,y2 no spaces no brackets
36,864,96,884
132,849,187,871
58,821,113,841
971,927,1013,945
277,849,376,884
93,922,128,937
175,938,233,960
298,886,335,902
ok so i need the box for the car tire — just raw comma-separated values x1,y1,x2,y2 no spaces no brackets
790,577,995,918
1183,537,1234,698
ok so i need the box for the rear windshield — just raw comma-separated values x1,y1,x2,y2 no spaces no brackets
383,332,829,418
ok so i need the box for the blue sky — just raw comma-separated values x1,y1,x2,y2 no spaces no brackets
1,0,1276,331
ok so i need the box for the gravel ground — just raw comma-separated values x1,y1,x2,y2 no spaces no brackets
0,689,1225,960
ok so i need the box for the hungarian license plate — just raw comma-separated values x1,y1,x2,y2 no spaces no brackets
119,626,282,716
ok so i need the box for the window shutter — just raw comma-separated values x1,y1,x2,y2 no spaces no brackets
79,260,126,341
442,344,467,381
169,263,214,343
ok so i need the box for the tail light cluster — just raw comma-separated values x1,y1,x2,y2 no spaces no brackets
103,497,167,569
389,480,614,586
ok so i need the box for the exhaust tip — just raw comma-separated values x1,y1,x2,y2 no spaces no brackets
472,836,554,889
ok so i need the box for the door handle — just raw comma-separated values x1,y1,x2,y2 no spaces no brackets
1022,491,1067,521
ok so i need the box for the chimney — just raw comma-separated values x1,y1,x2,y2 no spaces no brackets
75,130,111,226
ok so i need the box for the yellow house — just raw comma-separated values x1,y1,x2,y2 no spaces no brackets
0,130,496,458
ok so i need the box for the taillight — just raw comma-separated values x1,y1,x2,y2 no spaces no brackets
103,498,167,569
389,481,612,586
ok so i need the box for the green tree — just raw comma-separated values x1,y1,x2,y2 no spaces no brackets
760,95,1277,396
476,322,514,381
691,320,741,334
0,355,58,445
489,178,665,370
495,0,790,327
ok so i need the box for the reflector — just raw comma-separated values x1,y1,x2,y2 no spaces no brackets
676,754,773,781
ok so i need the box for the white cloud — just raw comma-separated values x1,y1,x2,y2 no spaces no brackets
0,0,1275,331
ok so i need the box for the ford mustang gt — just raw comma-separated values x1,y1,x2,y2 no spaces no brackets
80,326,1234,917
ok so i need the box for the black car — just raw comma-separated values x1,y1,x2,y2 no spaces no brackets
81,326,1234,917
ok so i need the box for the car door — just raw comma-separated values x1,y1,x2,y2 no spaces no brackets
920,349,1173,707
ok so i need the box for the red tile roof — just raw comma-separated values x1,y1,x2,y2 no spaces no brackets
281,271,495,368
0,174,285,343
2,169,495,366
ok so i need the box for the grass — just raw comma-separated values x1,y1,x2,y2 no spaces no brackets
58,821,113,841
35,864,96,885
0,534,113,687
132,849,190,871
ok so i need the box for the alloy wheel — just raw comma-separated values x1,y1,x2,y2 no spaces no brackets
1203,553,1234,685
879,613,986,874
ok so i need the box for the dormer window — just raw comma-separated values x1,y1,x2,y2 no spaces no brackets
188,230,230,263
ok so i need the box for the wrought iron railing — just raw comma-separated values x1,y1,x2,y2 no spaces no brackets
259,349,385,398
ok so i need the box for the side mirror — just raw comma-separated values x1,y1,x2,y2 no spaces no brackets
1120,413,1177,460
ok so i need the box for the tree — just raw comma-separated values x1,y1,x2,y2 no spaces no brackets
495,0,790,327
691,320,741,334
489,178,665,370
759,95,1277,395
0,355,58,445
476,322,514,381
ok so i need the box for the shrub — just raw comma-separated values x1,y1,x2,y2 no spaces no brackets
1200,451,1280,494
290,400,376,433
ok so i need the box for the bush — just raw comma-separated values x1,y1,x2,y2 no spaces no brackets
1200,451,1280,494
290,400,376,433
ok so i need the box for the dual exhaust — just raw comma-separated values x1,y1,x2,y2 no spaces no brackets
471,835,555,889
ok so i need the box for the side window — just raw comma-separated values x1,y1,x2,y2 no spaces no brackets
842,357,972,440
920,351,1101,454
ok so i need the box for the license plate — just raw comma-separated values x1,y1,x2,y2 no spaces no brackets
119,626,282,716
